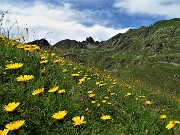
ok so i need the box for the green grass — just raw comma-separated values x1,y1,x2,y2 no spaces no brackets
0,36,180,135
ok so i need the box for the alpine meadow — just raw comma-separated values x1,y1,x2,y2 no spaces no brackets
0,11,180,135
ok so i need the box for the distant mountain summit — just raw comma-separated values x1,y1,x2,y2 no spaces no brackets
53,37,100,50
28,38,51,48
55,18,180,70
100,18,180,54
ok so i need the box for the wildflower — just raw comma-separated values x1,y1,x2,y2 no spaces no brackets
100,115,111,121
23,45,31,51
11,37,21,41
41,56,46,60
51,53,56,56
96,82,100,85
110,93,115,96
113,81,117,85
145,101,152,105
159,109,165,113
97,103,101,107
125,92,132,96
40,60,48,64
3,102,20,112
166,121,176,129
52,110,68,120
91,100,96,104
99,83,106,87
5,120,25,130
71,73,79,77
16,75,34,82
48,86,59,93
107,102,112,105
63,69,67,72
160,115,167,120
89,93,95,98
5,63,23,70
31,45,40,51
139,96,146,98
17,44,24,49
104,96,109,99
72,116,86,126
81,95,87,100
102,100,106,103
0,129,9,135
78,78,85,84
54,59,61,63
87,91,93,94
57,89,65,94
32,88,44,95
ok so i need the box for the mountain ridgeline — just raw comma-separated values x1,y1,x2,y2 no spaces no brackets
29,18,180,92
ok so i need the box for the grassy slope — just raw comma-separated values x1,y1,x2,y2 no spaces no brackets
63,19,180,100
1,37,180,134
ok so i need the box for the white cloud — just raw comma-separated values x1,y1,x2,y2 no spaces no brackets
114,0,180,18
0,1,129,44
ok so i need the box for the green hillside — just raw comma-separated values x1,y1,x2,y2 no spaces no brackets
0,17,180,135
54,18,180,95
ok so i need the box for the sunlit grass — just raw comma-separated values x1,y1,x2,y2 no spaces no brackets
0,35,179,134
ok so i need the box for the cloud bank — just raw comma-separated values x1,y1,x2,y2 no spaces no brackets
114,0,180,18
0,0,129,44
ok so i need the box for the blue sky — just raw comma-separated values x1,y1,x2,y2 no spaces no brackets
1,0,180,44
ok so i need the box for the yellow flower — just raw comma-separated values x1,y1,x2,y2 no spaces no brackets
51,53,56,56
32,88,44,95
96,82,100,85
41,56,46,60
87,91,93,94
23,45,31,51
48,86,59,93
17,44,24,49
31,45,40,51
79,78,85,83
166,121,176,129
57,89,65,94
89,93,95,98
16,75,34,82
63,69,67,72
53,59,61,63
97,103,101,107
71,73,79,77
72,116,86,126
139,96,146,98
125,92,132,96
5,120,25,130
11,37,21,41
160,115,167,119
52,110,68,120
100,115,111,121
0,129,9,135
174,121,180,124
104,96,109,99
3,102,20,112
91,100,96,104
99,83,106,87
40,60,48,64
145,101,152,105
110,93,115,96
102,100,106,103
5,63,23,70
